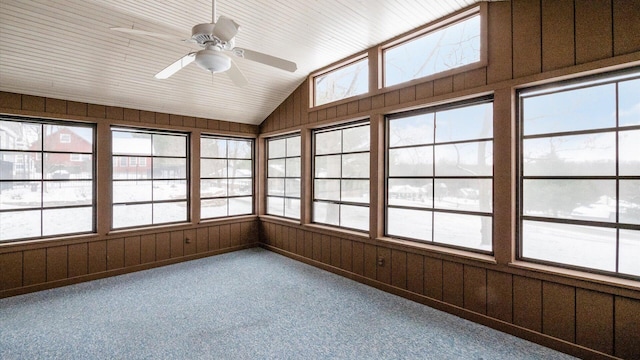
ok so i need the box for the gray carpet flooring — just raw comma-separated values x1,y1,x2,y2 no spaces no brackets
0,248,576,359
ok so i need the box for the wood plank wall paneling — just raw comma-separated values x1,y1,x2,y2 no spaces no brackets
406,253,424,295
68,243,88,278
376,247,392,285
541,0,575,72
88,241,107,274
486,0,512,83
511,0,542,78
575,289,613,355
513,276,542,332
209,225,221,251
141,234,156,264
125,236,141,267
486,270,512,323
542,282,576,343
219,225,231,249
424,257,443,301
330,236,341,268
1,252,23,290
107,238,125,270
155,233,171,261
184,229,197,256
46,246,68,282
363,244,377,280
304,231,314,259
23,249,46,286
442,261,464,307
352,241,364,276
463,266,487,315
391,249,407,290
613,0,640,56
615,296,640,359
575,0,613,64
340,238,352,272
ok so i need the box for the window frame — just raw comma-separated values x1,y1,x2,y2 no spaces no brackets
380,5,487,90
312,120,371,232
517,67,640,280
385,96,494,254
111,127,190,230
266,133,301,220
200,134,255,220
0,116,96,243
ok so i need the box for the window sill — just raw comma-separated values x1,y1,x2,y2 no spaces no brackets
509,260,640,292
304,223,370,241
258,214,301,226
376,236,497,265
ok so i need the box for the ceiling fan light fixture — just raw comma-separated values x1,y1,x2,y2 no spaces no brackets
194,48,231,73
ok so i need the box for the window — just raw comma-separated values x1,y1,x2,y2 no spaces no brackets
267,134,301,219
70,153,83,162
386,98,493,252
59,133,71,143
313,57,368,107
129,157,137,166
383,9,482,88
112,128,188,229
201,136,253,219
518,69,640,278
313,122,370,231
0,118,95,242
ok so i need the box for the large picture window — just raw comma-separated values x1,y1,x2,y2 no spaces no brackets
1,118,95,241
201,136,253,219
267,134,301,219
313,122,370,231
386,98,493,252
383,9,482,88
111,128,188,229
519,69,640,278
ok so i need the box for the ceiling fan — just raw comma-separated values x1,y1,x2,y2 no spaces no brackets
111,0,297,86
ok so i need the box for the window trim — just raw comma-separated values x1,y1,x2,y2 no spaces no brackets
266,133,301,220
200,134,255,220
111,126,190,230
385,96,494,254
0,116,96,243
380,4,487,91
516,67,640,280
312,120,371,233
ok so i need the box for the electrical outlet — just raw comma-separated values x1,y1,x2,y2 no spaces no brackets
377,256,385,267
185,237,192,244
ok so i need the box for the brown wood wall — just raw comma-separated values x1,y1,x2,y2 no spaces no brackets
0,91,260,298
258,1,640,359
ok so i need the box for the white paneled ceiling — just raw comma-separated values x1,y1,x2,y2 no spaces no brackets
0,0,486,125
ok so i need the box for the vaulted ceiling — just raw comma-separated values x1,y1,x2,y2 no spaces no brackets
1,0,491,125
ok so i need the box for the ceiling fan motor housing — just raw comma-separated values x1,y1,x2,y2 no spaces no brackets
192,23,217,45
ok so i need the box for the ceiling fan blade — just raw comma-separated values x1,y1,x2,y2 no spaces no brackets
154,53,196,79
227,59,249,87
110,27,188,42
232,48,297,73
213,15,240,42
